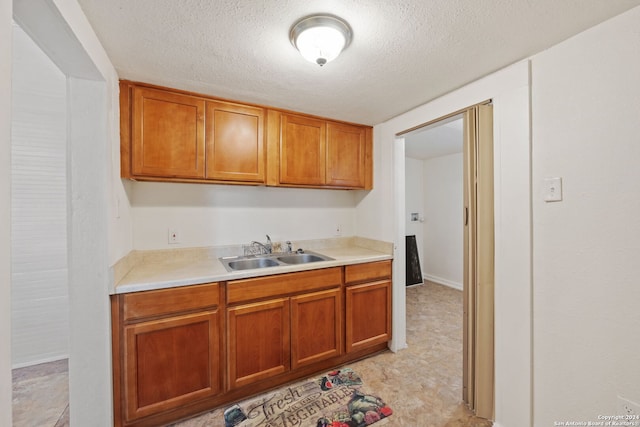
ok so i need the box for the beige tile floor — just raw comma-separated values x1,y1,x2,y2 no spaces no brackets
12,358,69,426
12,281,491,427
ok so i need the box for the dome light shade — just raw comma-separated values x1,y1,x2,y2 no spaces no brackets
290,15,352,66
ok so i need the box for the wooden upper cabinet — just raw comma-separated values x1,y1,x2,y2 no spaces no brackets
276,112,372,189
279,113,326,185
205,101,265,183
326,122,367,188
120,81,373,189
131,87,205,179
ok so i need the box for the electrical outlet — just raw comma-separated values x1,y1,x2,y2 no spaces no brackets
335,224,342,236
618,396,640,416
168,228,180,244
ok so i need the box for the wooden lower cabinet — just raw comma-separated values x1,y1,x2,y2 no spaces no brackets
227,298,290,389
227,274,343,389
291,288,342,369
227,291,344,390
344,260,393,353
112,283,224,426
113,262,391,426
123,310,221,421
345,280,392,353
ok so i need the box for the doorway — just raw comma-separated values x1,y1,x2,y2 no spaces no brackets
11,1,115,424
405,115,464,291
399,103,494,420
10,22,70,426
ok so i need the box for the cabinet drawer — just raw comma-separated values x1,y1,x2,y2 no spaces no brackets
227,267,342,305
123,283,220,322
344,260,392,285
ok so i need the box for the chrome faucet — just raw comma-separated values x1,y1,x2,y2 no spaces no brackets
251,234,273,254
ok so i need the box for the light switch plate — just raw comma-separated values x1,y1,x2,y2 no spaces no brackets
543,177,563,202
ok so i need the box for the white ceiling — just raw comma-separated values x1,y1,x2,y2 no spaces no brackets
76,0,640,125
405,117,463,160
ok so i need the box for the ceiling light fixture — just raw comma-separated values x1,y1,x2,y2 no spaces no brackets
290,14,352,67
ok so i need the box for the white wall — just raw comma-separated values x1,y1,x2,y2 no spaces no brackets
11,24,69,368
67,77,113,426
131,182,357,249
423,152,463,289
362,61,532,426
360,6,640,427
12,0,125,425
0,1,13,425
531,6,640,425
405,157,425,277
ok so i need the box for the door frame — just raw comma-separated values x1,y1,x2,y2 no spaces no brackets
396,101,495,420
388,61,532,427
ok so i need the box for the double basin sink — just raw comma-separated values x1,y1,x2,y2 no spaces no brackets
220,250,334,272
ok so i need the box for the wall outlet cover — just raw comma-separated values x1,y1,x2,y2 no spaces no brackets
168,228,180,244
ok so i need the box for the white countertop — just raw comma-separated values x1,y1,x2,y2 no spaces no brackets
114,243,393,294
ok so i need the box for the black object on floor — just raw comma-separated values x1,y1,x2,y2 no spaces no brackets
406,235,423,286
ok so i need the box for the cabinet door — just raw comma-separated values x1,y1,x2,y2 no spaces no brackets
345,280,392,353
227,298,290,389
205,101,265,182
280,114,326,185
123,310,221,421
326,122,366,188
291,288,342,369
132,87,205,178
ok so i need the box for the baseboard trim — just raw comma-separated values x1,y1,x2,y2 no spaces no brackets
423,274,463,291
12,354,68,370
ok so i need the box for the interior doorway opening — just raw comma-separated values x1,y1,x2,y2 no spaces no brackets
404,114,464,291
398,102,494,421
11,1,114,424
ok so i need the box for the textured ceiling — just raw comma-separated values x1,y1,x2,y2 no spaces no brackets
77,0,640,125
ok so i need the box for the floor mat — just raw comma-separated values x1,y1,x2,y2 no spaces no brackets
223,368,393,427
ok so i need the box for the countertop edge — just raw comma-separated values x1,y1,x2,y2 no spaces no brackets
113,248,393,295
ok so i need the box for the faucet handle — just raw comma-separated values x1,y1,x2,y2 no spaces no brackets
286,241,292,253
265,235,273,253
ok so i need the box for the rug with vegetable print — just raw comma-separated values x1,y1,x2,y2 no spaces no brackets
223,368,393,427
